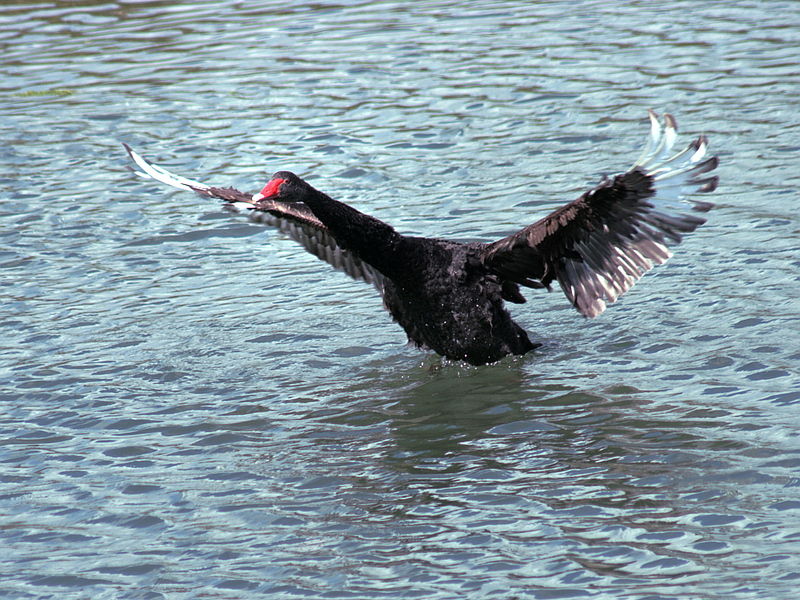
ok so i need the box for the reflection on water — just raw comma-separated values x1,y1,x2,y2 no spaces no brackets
2,0,800,598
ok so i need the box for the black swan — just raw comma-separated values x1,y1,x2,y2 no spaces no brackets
124,111,718,365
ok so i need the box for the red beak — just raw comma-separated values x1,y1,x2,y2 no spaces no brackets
252,178,284,202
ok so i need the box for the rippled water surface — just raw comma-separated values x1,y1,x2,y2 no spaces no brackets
2,1,800,598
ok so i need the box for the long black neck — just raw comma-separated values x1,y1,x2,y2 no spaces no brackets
301,184,411,279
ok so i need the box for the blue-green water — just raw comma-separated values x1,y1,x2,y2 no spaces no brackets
2,1,800,598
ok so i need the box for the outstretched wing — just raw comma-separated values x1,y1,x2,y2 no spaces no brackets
480,111,719,318
123,144,384,291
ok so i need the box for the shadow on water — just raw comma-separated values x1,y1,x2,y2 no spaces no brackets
387,360,557,458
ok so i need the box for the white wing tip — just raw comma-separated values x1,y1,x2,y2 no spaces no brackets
122,143,211,192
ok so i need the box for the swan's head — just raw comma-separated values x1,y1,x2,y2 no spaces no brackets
252,171,305,202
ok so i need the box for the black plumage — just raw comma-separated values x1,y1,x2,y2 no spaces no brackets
124,111,718,365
